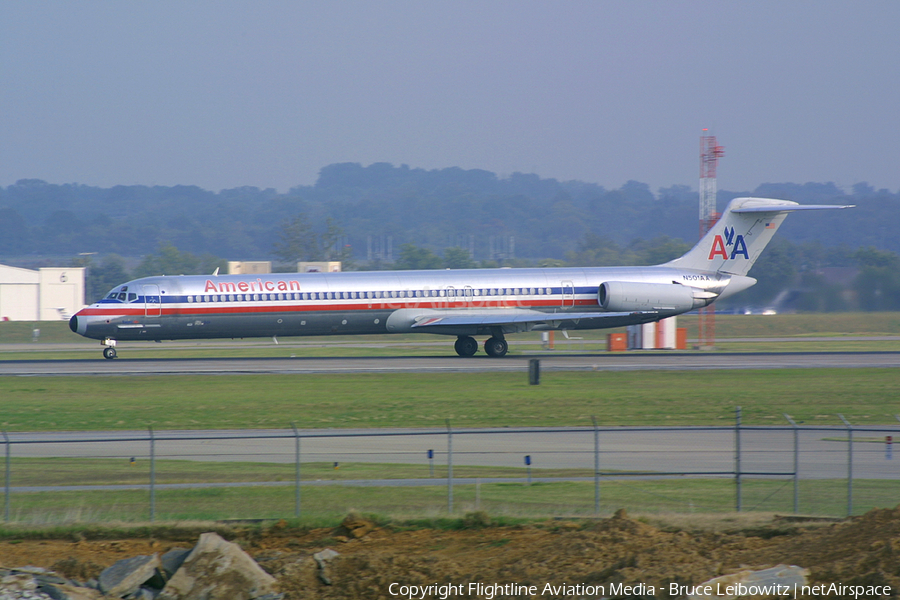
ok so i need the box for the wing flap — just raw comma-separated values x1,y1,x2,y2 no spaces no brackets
410,309,655,329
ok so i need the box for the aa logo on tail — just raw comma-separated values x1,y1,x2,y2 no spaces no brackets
708,226,749,260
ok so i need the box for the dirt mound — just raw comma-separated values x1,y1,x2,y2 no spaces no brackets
1,508,899,599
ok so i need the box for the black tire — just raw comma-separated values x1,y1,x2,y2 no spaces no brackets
454,336,478,357
483,337,508,358
103,347,117,360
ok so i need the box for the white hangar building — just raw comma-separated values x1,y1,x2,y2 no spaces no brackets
0,264,85,321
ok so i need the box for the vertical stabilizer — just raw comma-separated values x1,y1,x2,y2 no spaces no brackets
666,197,851,277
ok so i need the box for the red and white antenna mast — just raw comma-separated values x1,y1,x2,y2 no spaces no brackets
699,132,725,236
699,132,724,347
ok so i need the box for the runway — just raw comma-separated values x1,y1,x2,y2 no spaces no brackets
2,350,900,376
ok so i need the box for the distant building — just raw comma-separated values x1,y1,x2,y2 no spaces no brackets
297,261,342,273
227,261,272,275
0,264,85,321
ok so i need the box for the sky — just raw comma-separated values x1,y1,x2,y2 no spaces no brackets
2,1,898,194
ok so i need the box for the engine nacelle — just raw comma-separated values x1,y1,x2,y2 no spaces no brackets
598,281,712,312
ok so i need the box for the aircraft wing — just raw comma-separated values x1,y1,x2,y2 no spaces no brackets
409,309,656,329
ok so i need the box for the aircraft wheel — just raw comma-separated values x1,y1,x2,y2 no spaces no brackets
454,336,478,357
103,347,117,360
484,337,508,358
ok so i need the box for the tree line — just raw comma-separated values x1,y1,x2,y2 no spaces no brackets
2,165,897,260
3,163,899,310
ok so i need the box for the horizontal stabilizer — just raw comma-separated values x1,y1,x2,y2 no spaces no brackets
732,204,855,213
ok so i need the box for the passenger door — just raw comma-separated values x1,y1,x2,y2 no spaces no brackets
143,284,162,317
560,281,575,308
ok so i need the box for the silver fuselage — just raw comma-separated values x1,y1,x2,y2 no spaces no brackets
70,265,730,342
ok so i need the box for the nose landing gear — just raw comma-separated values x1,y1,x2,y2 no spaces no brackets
102,339,117,359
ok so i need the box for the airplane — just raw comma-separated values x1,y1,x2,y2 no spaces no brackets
70,197,852,359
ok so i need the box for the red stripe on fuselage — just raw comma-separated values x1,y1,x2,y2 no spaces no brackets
77,297,598,318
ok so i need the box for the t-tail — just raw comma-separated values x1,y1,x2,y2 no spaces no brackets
666,197,854,277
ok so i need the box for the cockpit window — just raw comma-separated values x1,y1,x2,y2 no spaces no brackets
105,285,132,302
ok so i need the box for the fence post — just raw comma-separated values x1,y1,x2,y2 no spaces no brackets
3,431,9,523
735,407,742,512
292,422,301,518
838,414,853,516
784,414,799,514
446,419,453,514
148,426,156,523
592,416,600,516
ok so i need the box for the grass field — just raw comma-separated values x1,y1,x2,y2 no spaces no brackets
1,368,899,431
4,477,898,523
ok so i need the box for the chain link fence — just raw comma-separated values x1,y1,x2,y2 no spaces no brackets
3,411,899,523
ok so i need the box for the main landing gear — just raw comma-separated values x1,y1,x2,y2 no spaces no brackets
454,335,508,358
454,336,478,357
483,336,509,358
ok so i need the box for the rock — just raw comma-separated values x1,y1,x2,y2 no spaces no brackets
35,583,67,600
313,549,340,586
60,584,103,600
1,573,38,593
124,587,157,600
98,554,162,598
158,549,190,579
312,548,339,568
157,532,276,600
33,575,67,587
10,567,49,576
0,570,103,600
339,514,375,539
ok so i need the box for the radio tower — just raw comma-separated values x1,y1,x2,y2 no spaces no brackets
699,132,724,347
